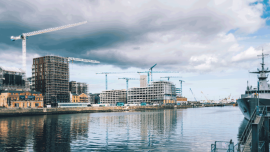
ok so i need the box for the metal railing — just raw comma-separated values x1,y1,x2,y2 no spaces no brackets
211,141,234,152
237,106,266,152
259,141,265,152
239,108,257,145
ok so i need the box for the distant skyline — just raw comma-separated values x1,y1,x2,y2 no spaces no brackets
1,0,270,100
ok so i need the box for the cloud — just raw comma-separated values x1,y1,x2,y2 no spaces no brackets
0,0,266,73
232,46,259,62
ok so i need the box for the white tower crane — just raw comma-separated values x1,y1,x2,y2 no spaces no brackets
10,21,87,79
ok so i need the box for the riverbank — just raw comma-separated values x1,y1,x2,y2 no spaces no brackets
0,104,235,117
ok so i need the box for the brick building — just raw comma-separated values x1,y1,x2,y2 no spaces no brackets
0,91,43,108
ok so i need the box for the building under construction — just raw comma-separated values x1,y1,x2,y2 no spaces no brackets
32,56,69,105
69,81,88,95
100,89,126,105
128,81,177,104
0,66,26,91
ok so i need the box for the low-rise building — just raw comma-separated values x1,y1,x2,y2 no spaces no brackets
0,90,43,108
89,93,100,104
128,81,177,104
70,93,89,103
176,96,187,104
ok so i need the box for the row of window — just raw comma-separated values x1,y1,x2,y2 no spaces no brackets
14,103,39,107
245,90,270,94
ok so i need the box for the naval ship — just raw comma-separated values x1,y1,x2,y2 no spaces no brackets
237,51,270,120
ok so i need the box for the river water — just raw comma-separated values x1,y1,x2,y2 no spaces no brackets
0,106,246,152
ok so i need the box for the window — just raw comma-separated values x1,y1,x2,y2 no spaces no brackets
15,103,19,107
35,103,39,107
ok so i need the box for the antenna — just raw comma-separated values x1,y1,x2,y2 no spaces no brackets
257,48,269,71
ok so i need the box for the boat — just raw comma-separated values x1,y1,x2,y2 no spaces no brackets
237,51,270,120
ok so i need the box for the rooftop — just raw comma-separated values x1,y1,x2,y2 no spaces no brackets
0,66,24,73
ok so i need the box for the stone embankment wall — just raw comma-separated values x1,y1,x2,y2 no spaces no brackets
0,104,233,117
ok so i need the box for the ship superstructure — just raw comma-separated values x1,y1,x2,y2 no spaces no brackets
237,50,270,119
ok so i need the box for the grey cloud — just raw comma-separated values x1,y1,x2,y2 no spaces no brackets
0,0,265,72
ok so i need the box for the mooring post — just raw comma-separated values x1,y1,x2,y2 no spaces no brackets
252,123,258,152
265,117,269,152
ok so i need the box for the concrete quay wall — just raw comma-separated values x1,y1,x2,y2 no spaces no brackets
0,104,234,117
0,105,175,117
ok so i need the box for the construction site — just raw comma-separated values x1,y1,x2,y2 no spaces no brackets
0,66,27,91
3,20,187,106
128,81,177,104
32,56,70,105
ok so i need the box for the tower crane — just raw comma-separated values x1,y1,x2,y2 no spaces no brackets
96,72,134,90
118,77,145,102
149,64,157,82
10,21,87,79
160,76,182,81
189,88,197,102
137,71,179,84
201,91,211,103
179,80,185,97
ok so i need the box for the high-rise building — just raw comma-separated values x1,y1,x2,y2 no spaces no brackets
32,56,69,105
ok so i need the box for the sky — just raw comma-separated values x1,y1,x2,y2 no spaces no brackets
1,0,270,101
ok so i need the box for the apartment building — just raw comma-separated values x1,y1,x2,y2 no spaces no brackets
32,56,69,105
100,89,126,105
128,81,177,104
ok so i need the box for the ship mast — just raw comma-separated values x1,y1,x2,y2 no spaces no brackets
249,49,270,75
258,49,268,72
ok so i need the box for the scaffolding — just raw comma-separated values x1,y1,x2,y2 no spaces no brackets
32,56,69,105
128,81,176,104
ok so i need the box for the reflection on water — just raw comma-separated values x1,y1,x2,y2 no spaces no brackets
0,106,244,152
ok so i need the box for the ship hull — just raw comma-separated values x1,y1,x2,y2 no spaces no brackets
237,98,270,120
